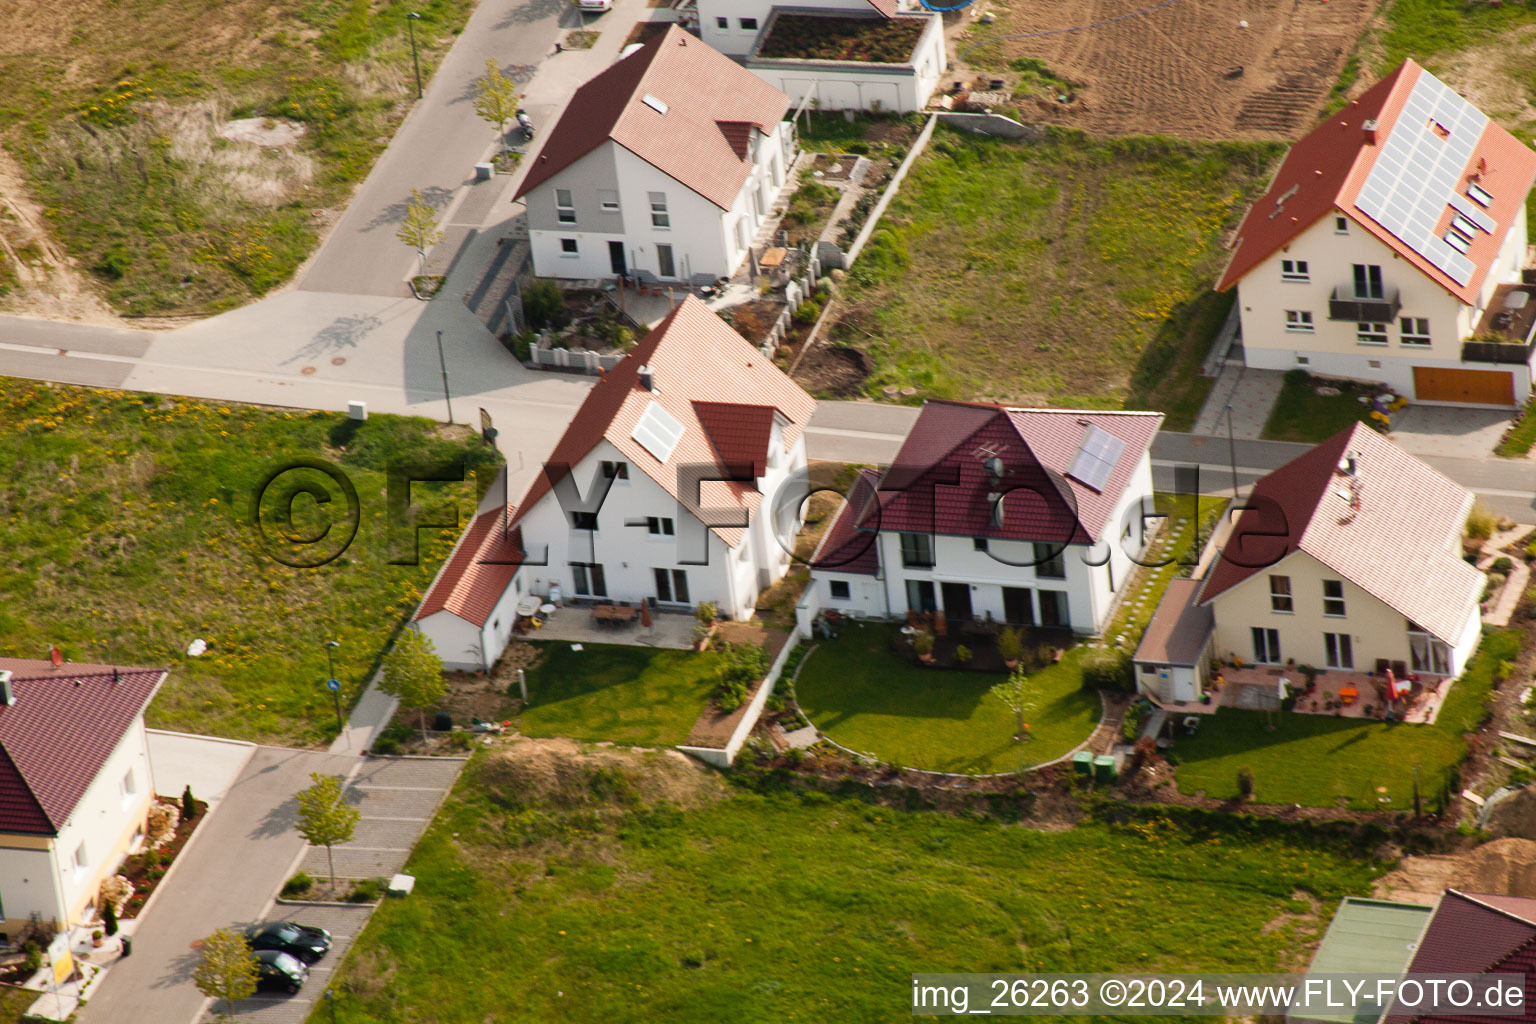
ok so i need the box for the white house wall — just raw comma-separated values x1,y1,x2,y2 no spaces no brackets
416,611,488,673
698,0,871,55
0,843,60,935
746,13,945,114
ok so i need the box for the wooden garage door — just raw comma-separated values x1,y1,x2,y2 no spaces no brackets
1412,366,1515,405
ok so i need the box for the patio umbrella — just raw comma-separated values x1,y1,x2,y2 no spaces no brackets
641,602,652,629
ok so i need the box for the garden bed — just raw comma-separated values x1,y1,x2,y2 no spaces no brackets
115,796,208,918
758,14,925,64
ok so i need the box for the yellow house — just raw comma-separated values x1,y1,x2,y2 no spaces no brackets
0,659,166,942
1136,423,1483,705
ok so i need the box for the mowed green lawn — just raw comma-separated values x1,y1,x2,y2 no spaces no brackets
0,378,499,746
519,642,722,746
1174,630,1518,809
827,128,1281,426
314,764,1384,1024
796,623,1100,774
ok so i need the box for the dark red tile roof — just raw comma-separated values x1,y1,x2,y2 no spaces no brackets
414,506,524,628
1388,891,1536,1024
863,0,899,15
864,400,1161,545
693,401,778,477
0,659,166,835
810,468,882,576
514,26,790,210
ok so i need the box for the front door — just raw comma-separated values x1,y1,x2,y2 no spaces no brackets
653,568,689,605
1038,590,1069,628
608,241,626,277
1002,587,1034,626
656,244,675,279
1251,626,1281,664
940,582,973,623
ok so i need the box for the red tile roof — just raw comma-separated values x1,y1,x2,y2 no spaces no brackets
693,401,779,477
1217,60,1536,304
1197,423,1481,643
863,0,900,15
514,26,790,211
1386,890,1536,1024
511,296,816,547
863,400,1161,545
414,506,524,628
810,468,882,576
0,659,166,835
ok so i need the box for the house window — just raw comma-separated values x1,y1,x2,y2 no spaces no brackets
1269,575,1292,612
73,842,88,872
121,768,136,800
1352,264,1384,299
830,580,851,600
1038,590,1069,628
1324,632,1354,669
1444,228,1471,254
1280,259,1309,282
1400,317,1431,346
1295,356,1310,365
569,511,598,530
739,17,758,29
599,190,620,212
647,516,675,536
656,244,676,279
571,562,607,597
1322,579,1346,617
1284,310,1314,333
1468,182,1494,207
906,579,937,613
715,16,728,28
649,192,670,228
601,460,628,480
555,188,575,224
1033,542,1066,579
1335,216,1349,234
1356,322,1389,346
899,532,934,568
653,568,690,604
973,537,989,552
1251,627,1281,664
560,238,578,256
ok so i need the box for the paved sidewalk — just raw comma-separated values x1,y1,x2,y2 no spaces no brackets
1191,365,1285,438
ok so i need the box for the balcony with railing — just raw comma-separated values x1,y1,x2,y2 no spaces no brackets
1462,284,1536,364
1328,285,1401,322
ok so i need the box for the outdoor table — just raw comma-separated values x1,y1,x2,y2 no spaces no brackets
592,605,639,627
759,247,788,268
1339,686,1359,705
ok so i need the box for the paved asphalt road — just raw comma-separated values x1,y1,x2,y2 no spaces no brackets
78,747,356,1024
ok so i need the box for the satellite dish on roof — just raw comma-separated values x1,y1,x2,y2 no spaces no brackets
985,456,1004,481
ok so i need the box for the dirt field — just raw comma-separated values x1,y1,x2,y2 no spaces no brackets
957,0,1381,139
1374,838,1536,905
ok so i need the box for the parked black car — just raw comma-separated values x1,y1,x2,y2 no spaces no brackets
254,949,308,994
246,921,332,964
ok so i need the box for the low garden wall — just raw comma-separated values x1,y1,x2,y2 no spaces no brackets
678,625,805,768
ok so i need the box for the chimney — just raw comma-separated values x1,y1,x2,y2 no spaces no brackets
0,671,11,706
637,365,656,391
1362,119,1379,145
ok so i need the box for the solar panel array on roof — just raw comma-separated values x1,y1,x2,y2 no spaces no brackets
1354,69,1488,286
1066,425,1126,492
631,401,685,463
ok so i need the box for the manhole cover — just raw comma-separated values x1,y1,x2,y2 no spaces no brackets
331,356,347,366
301,366,317,375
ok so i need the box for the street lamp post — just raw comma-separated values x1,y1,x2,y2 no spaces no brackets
406,13,424,100
435,330,454,424
324,640,343,736
1224,403,1240,500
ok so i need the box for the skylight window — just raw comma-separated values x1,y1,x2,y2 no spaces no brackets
641,93,668,115
1066,425,1127,492
1468,182,1494,207
1451,213,1480,238
1444,229,1471,254
631,401,685,463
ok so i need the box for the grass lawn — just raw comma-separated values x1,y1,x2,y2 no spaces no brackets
795,622,1100,774
0,989,31,1024
825,127,1281,422
1262,371,1380,443
0,0,475,315
1107,493,1230,647
0,378,499,746
1497,400,1536,457
519,642,722,747
1173,629,1519,809
314,754,1384,1024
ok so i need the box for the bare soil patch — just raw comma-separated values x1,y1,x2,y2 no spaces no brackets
218,116,307,147
793,342,872,398
1374,838,1536,905
477,736,727,809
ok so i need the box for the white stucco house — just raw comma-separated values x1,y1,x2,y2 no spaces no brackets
412,484,527,673
0,659,166,940
1135,423,1483,706
692,0,945,113
1218,59,1536,407
808,400,1162,634
515,26,795,284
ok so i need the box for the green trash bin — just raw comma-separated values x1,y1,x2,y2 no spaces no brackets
1094,754,1117,782
1072,751,1094,776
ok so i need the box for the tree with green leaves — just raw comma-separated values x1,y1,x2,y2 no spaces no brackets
182,783,197,822
473,57,520,159
991,666,1039,741
396,188,443,277
294,772,361,893
380,627,446,741
193,927,258,1018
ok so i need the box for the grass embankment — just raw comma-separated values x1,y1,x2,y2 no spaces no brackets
519,642,723,748
0,378,499,746
314,749,1384,1023
796,622,1100,774
1174,629,1519,809
0,0,474,314
825,128,1280,426
1107,494,1230,645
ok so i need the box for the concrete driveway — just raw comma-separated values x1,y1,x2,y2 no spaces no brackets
147,730,256,810
1390,404,1514,458
78,746,357,1024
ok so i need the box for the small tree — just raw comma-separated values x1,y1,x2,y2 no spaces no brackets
1237,766,1255,800
193,927,258,1018
379,628,447,741
996,626,1023,665
294,772,361,893
101,899,119,938
991,666,1038,741
182,783,197,822
396,188,444,278
473,58,520,159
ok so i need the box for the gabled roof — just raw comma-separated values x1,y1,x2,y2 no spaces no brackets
1385,890,1536,1024
514,26,790,211
693,402,779,478
510,296,815,546
414,506,524,628
0,658,166,835
1217,60,1536,305
859,400,1161,546
811,469,883,576
1198,423,1481,643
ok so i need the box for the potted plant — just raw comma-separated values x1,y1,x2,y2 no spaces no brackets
996,627,1022,669
954,644,973,666
913,630,935,664
91,930,104,948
